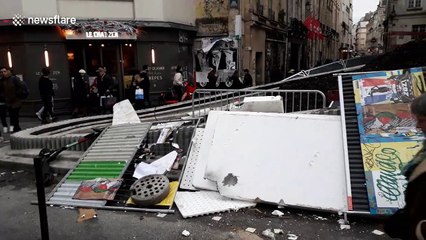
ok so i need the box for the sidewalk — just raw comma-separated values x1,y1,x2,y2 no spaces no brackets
0,116,81,173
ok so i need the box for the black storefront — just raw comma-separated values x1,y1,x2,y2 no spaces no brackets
0,21,196,115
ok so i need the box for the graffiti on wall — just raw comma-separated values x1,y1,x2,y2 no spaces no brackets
196,0,228,35
352,67,426,215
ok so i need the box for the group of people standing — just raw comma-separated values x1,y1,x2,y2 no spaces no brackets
71,66,115,117
0,66,28,141
128,65,151,110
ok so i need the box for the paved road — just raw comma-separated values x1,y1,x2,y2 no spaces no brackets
0,162,392,240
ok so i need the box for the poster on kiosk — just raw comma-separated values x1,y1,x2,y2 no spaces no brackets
351,67,426,215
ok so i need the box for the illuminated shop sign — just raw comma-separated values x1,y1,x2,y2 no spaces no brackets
64,30,137,40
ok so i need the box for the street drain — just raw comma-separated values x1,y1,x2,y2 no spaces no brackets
130,174,170,206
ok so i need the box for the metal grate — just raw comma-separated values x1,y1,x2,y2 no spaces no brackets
340,75,370,211
46,123,151,208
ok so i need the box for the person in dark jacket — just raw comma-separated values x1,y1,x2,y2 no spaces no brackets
96,66,113,97
72,69,89,117
0,66,26,132
96,66,114,113
385,93,426,240
38,67,55,123
140,65,151,108
0,70,8,136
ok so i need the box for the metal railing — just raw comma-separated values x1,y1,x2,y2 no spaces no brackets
191,89,326,118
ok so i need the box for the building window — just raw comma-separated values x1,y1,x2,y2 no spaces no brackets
408,0,422,8
412,24,426,39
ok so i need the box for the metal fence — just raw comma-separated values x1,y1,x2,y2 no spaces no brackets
191,89,326,118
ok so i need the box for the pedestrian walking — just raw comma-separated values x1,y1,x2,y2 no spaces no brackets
0,66,28,133
173,66,184,102
38,67,55,124
384,93,426,239
72,69,89,117
140,65,151,108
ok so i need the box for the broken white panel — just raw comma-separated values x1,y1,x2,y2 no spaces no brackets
240,96,284,113
156,128,173,143
180,129,205,190
132,162,157,179
150,151,178,174
112,99,141,126
192,112,223,191
204,111,348,212
174,190,256,218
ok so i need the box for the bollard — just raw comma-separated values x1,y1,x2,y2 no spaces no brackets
34,155,50,240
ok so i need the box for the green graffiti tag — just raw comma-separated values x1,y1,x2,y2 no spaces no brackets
375,147,404,202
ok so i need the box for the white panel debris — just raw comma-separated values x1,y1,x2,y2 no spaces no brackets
174,191,256,218
180,129,205,190
240,96,284,113
191,112,221,191
112,99,141,126
203,111,348,211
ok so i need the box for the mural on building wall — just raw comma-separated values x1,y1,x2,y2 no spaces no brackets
195,0,229,35
352,68,426,215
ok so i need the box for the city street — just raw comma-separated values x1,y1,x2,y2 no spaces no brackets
0,159,391,240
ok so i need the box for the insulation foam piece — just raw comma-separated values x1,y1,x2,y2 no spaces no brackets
174,191,256,218
180,129,204,190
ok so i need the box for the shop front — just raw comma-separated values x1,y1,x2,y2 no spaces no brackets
0,21,196,114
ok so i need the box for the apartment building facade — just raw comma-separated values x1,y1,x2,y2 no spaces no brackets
338,0,353,59
384,0,426,51
366,2,386,55
354,14,371,56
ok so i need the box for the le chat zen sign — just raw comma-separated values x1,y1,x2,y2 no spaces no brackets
64,30,136,40
86,31,119,39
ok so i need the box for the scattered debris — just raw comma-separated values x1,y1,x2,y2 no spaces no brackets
287,233,298,240
212,216,222,221
236,230,263,240
172,143,180,149
60,206,75,210
273,229,284,234
261,229,275,239
272,210,284,217
313,215,327,221
182,230,190,237
337,219,346,225
372,230,385,235
77,208,97,223
157,213,167,218
245,227,256,233
340,224,351,230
